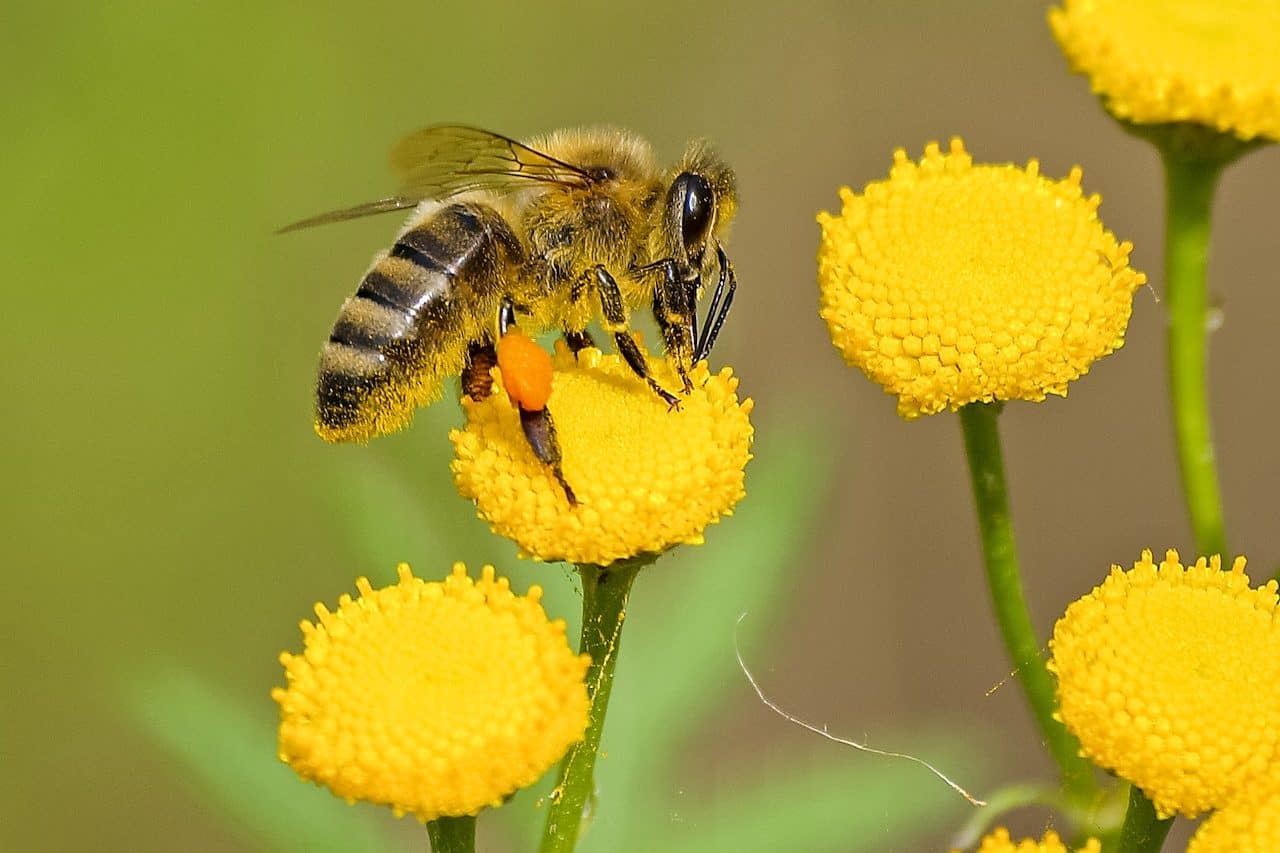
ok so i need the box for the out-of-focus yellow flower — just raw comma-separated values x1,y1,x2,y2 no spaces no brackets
273,563,590,821
952,827,1101,853
1050,0,1280,142
1049,549,1280,818
817,138,1143,419
451,343,753,566
1188,773,1280,852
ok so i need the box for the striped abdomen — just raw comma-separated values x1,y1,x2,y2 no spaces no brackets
316,202,521,441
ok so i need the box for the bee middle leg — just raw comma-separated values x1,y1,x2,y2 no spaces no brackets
593,265,681,409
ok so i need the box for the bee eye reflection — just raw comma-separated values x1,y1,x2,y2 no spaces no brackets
677,173,715,260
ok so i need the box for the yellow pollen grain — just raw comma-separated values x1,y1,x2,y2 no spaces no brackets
817,138,1144,419
451,344,753,566
272,563,590,821
1050,0,1280,142
1049,549,1280,818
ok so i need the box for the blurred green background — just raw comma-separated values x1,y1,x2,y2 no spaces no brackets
4,2,1278,850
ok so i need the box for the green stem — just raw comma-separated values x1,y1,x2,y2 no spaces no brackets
1163,149,1229,558
426,815,476,853
540,558,647,853
958,403,1095,802
1114,786,1172,853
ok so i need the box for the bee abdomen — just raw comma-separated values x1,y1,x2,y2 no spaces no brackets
315,202,520,442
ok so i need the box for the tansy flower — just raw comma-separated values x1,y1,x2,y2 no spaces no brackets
451,343,753,566
817,139,1144,419
1048,549,1280,818
1050,0,1280,142
952,827,1101,853
1188,773,1280,852
272,563,590,821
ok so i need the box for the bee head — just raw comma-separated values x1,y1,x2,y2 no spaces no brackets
661,143,737,274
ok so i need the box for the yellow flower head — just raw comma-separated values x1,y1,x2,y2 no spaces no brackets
451,344,753,566
1048,549,1280,818
1050,0,1280,142
817,139,1144,419
952,827,1101,853
272,563,590,821
1188,773,1280,852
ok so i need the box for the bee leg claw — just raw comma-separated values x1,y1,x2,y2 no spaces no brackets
563,329,596,360
519,406,576,505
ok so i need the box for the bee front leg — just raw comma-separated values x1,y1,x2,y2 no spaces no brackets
694,245,737,362
651,260,696,393
593,265,681,409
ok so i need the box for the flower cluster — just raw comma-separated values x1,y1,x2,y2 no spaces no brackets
817,139,1143,418
954,827,1100,853
452,343,753,566
1050,0,1280,142
273,563,589,821
1050,550,1280,845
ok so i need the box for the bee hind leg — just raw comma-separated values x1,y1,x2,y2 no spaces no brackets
593,265,681,410
461,342,497,401
519,406,576,506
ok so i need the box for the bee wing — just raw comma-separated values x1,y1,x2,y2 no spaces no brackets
278,126,595,234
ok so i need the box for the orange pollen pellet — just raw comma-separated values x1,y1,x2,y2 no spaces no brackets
497,329,553,411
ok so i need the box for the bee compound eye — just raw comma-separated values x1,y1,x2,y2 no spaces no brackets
678,173,715,258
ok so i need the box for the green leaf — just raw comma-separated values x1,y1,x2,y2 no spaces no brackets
326,453,462,580
123,666,400,853
949,782,1060,850
643,738,989,853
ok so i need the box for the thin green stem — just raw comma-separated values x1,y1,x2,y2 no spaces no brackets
959,403,1095,803
540,558,647,853
426,815,476,853
1163,150,1228,558
1114,786,1172,853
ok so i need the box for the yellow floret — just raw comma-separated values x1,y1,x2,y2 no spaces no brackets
1049,549,1280,818
1188,773,1280,852
451,344,753,566
272,563,590,821
817,138,1144,419
1050,0,1280,142
953,827,1101,853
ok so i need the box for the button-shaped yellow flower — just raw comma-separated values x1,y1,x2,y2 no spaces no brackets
1188,773,1280,852
817,139,1144,419
273,563,590,821
1048,549,1280,818
953,827,1101,853
1050,0,1280,142
451,344,753,566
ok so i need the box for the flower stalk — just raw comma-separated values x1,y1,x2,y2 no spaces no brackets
540,557,650,853
1162,146,1229,559
958,402,1095,802
427,815,476,853
1115,785,1172,853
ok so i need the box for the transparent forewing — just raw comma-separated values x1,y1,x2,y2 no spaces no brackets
276,197,424,233
390,125,593,198
278,126,595,233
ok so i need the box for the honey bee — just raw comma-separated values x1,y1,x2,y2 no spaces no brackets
282,125,738,502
